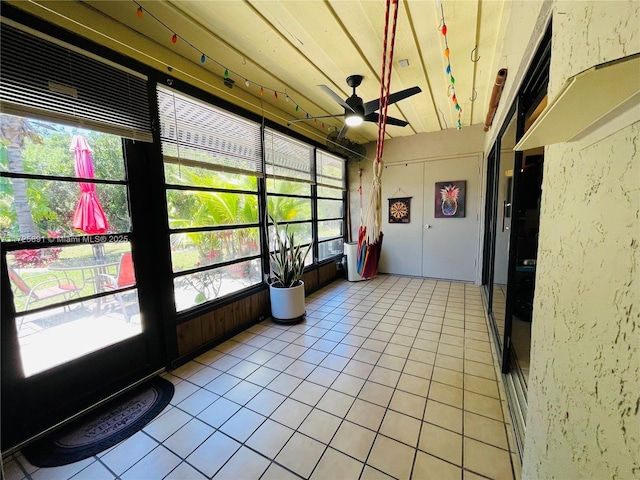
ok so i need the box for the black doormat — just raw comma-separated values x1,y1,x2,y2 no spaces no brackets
22,376,174,468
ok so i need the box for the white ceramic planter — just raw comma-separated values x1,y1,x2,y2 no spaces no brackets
269,280,305,323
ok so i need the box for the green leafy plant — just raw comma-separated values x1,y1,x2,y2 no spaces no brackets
269,216,312,288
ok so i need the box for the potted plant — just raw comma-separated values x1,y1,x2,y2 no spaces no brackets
269,218,313,323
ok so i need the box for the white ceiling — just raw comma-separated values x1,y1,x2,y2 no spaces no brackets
10,0,512,146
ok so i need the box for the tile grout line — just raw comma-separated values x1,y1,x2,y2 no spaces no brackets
14,277,513,480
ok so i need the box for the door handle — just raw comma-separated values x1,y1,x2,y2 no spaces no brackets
424,224,431,229
502,201,511,232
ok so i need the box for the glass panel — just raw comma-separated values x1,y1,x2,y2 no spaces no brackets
318,199,343,220
7,243,133,313
0,115,126,180
318,238,344,261
16,289,142,377
268,223,312,249
1,179,129,241
170,227,260,273
267,197,312,222
318,186,343,199
493,113,517,350
316,152,345,188
164,163,257,191
318,220,343,241
267,223,313,270
265,178,311,195
173,259,262,311
166,191,259,229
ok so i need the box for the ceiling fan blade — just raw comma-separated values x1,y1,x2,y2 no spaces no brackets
364,112,409,127
318,85,354,112
363,86,422,115
384,116,410,127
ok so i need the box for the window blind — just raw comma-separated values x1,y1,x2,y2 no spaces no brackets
316,150,346,189
157,86,263,177
264,129,313,183
0,22,153,142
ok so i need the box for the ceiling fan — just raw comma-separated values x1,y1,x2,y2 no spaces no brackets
290,75,421,138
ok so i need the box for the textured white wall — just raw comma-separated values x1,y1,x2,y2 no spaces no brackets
522,1,640,478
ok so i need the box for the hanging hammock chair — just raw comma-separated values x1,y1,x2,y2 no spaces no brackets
357,0,399,279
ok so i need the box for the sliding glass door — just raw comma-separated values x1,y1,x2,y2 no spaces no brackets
481,105,519,368
480,24,551,459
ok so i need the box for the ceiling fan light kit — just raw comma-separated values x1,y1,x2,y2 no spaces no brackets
345,113,363,126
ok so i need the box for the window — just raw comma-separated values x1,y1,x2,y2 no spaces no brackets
1,116,143,376
158,86,263,312
0,21,155,375
264,130,314,266
316,150,346,261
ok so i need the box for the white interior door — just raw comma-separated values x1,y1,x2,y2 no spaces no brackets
422,156,481,282
378,162,424,276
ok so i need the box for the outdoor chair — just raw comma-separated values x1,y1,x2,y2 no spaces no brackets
8,267,81,330
99,252,136,322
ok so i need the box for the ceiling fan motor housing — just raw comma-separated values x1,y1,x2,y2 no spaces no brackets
346,95,364,116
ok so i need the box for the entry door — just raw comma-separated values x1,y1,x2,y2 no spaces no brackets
378,162,424,276
422,156,480,282
1,134,167,450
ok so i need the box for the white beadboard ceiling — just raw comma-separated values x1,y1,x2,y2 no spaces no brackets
7,0,511,147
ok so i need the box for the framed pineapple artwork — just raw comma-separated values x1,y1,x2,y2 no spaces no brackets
388,197,411,223
435,180,466,218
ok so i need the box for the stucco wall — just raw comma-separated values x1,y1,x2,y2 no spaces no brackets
522,1,640,478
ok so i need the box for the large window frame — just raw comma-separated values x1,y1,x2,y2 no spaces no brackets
315,150,347,262
158,86,265,313
157,92,348,317
1,10,349,328
264,129,315,268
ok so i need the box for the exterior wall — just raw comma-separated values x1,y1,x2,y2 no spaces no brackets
522,1,640,479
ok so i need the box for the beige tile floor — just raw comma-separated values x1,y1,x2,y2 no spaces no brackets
4,275,518,480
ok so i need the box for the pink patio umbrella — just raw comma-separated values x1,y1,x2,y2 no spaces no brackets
70,135,108,235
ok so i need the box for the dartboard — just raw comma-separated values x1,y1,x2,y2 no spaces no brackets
390,200,408,220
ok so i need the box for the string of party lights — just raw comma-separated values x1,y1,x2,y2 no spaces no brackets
133,1,339,132
439,2,463,130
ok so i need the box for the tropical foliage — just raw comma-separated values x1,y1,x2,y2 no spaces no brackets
2,107,346,318
0,115,128,240
165,163,260,270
